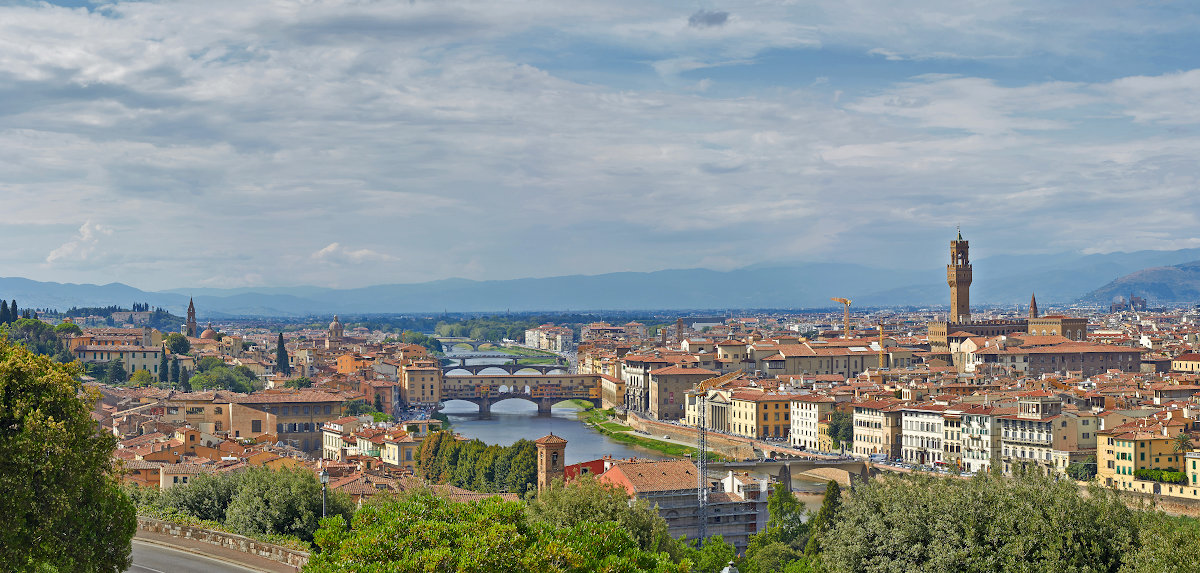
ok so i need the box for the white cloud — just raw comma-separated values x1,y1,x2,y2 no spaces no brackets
312,243,396,264
45,221,113,264
0,1,1198,290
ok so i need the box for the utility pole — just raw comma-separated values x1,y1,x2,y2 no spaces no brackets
696,394,708,543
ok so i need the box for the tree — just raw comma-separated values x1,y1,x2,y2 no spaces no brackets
107,359,128,385
307,490,687,572
1066,455,1098,481
284,376,313,389
129,369,155,387
223,467,354,543
820,472,1141,572
170,358,180,384
0,337,137,571
1173,432,1193,455
527,475,679,555
156,349,168,384
804,480,840,556
10,299,16,322
196,356,224,372
53,322,82,337
374,393,385,415
0,300,8,323
827,411,853,450
275,333,291,376
165,333,191,356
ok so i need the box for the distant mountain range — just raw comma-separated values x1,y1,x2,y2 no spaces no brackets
1082,260,1200,305
5,247,1200,317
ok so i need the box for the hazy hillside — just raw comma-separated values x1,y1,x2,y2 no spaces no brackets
1082,260,1200,304
6,247,1200,316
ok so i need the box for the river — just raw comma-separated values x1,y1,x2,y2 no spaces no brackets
441,351,827,511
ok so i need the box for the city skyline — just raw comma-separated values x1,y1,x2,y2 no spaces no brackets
4,1,1200,290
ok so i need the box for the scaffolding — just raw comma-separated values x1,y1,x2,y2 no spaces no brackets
696,394,708,542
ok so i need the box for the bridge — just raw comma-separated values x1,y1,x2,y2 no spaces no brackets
442,352,567,364
438,373,601,417
713,458,878,488
435,337,493,352
445,363,569,375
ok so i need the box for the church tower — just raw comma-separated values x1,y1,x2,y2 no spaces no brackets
1029,293,1039,319
947,231,972,323
535,433,567,494
185,298,197,337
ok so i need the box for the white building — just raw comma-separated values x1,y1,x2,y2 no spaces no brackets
790,394,838,450
901,404,948,466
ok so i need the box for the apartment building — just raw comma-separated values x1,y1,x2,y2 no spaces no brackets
647,366,717,421
790,394,837,450
901,404,948,466
851,399,902,459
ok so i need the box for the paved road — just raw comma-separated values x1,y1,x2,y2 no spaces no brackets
126,540,262,573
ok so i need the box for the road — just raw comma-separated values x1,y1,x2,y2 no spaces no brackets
126,540,262,573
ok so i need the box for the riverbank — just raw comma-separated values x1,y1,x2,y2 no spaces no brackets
578,407,725,461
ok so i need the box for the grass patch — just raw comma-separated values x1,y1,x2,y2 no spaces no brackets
564,399,594,410
577,408,722,461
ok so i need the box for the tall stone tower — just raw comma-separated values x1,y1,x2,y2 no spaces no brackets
535,433,567,494
1029,293,1039,319
185,298,197,337
947,231,972,323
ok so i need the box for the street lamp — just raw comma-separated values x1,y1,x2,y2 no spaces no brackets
319,469,329,518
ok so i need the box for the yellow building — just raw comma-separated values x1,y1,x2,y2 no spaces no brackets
1097,419,1184,491
400,361,443,406
729,390,793,439
75,345,164,377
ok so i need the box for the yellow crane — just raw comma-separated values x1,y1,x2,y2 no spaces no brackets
831,297,852,339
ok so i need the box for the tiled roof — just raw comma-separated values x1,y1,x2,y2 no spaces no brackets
605,460,698,493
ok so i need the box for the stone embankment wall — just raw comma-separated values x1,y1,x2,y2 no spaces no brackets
622,414,758,460
137,517,310,569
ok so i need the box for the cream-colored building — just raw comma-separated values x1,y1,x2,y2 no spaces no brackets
851,399,902,459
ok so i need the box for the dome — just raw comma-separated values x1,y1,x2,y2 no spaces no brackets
329,314,342,330
200,323,218,339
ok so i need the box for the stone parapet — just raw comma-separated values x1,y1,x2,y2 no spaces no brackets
136,517,309,569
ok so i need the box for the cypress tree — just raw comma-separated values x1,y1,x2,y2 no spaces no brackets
10,300,16,322
275,332,291,376
0,300,8,324
158,348,169,384
170,358,180,384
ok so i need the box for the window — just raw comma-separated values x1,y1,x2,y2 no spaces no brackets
282,406,290,415
304,406,310,415
252,419,262,433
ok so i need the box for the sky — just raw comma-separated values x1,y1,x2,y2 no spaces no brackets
3,0,1200,291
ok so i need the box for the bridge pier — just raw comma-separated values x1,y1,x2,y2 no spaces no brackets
537,398,554,415
478,398,491,419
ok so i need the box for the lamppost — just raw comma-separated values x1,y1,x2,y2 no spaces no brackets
319,469,329,518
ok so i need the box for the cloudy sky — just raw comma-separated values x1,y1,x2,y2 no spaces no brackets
3,0,1200,290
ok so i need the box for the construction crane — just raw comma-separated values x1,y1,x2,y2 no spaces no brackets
831,297,852,339
877,324,888,370
696,394,708,542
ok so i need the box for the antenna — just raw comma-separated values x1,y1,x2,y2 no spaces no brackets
696,393,708,543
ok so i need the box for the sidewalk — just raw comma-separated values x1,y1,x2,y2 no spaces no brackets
134,529,303,573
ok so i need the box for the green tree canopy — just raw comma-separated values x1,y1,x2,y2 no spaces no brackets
307,489,687,573
0,337,136,571
275,333,291,376
284,376,314,389
164,332,191,355
527,475,679,555
53,322,82,336
820,472,1142,572
224,467,354,543
106,359,128,385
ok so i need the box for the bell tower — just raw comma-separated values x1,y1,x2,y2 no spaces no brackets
185,298,197,337
947,230,972,323
535,433,567,494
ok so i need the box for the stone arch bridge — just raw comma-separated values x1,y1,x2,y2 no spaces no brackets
438,373,601,417
444,363,568,375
